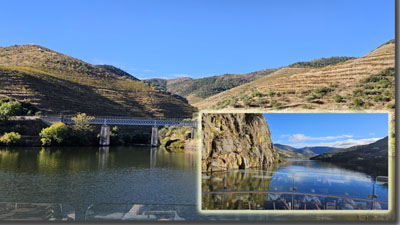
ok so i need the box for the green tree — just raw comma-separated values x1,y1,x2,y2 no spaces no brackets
71,113,95,132
39,122,68,145
0,101,22,120
0,132,21,145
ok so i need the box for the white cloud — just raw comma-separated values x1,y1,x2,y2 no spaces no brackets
369,132,375,136
288,134,353,142
288,137,382,149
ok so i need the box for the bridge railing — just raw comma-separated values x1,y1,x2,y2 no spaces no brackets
40,115,197,127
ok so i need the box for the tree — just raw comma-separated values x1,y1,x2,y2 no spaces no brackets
0,101,22,120
39,122,68,145
0,132,21,145
71,113,95,132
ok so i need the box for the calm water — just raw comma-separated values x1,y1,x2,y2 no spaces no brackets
202,159,388,210
0,147,390,220
0,146,198,220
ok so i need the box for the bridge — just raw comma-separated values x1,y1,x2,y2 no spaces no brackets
40,115,197,146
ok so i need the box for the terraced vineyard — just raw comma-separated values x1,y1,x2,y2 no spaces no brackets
194,41,395,111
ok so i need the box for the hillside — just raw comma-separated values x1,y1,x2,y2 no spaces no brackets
144,69,278,104
311,137,388,176
275,147,306,159
0,44,196,117
194,40,395,111
274,144,340,156
145,56,356,105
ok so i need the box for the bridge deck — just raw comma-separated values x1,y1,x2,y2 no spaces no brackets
41,116,197,127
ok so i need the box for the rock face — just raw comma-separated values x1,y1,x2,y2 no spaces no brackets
202,113,278,172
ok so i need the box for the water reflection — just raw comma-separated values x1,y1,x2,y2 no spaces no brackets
0,146,198,220
202,159,388,210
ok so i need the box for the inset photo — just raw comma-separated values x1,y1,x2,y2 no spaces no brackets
201,113,389,211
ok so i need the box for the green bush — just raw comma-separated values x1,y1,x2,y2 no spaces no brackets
110,126,121,145
352,88,364,97
168,140,185,151
272,102,283,109
305,93,318,102
0,101,22,120
249,87,263,98
352,98,364,108
313,87,332,97
242,96,251,107
387,103,395,109
39,122,68,146
256,97,266,106
71,113,95,132
373,95,383,102
267,89,275,97
333,94,343,103
0,132,21,145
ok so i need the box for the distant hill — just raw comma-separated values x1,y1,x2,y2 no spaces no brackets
144,69,278,104
274,144,297,152
274,144,340,156
144,56,358,105
0,44,196,117
274,146,306,159
311,137,388,176
194,40,395,111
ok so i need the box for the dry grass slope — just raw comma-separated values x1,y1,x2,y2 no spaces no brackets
0,44,196,117
194,42,395,111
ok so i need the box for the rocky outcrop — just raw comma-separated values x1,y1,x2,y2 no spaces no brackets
202,113,278,172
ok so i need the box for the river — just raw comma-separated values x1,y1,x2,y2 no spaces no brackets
0,148,390,221
0,146,200,220
202,159,388,210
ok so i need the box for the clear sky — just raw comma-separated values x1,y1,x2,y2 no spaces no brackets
264,113,388,148
0,0,394,79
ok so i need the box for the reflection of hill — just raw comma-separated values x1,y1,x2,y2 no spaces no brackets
0,146,197,174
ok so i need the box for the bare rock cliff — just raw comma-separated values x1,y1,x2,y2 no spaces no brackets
202,113,278,172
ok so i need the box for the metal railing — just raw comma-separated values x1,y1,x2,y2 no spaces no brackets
40,115,197,127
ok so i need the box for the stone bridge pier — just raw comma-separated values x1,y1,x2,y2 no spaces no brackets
99,125,110,146
150,126,159,147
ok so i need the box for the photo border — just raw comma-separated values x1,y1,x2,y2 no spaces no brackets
196,109,395,220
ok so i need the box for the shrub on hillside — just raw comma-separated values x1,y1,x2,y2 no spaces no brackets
334,94,343,103
313,87,332,97
305,93,318,102
387,103,395,109
352,98,364,108
0,132,21,145
39,122,68,145
0,101,22,120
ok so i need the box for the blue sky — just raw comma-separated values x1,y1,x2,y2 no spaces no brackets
264,113,388,148
0,0,394,79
